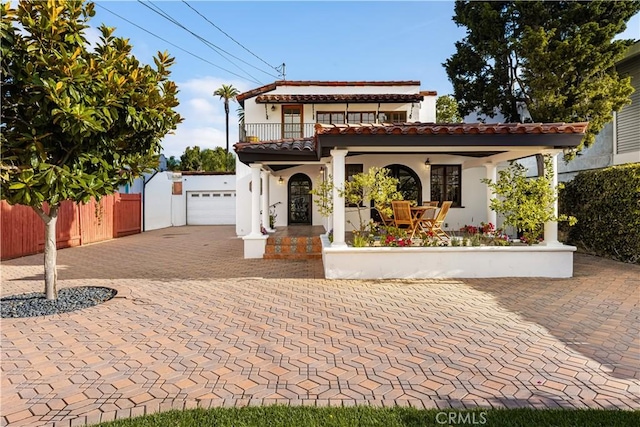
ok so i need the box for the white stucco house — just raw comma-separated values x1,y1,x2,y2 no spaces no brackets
233,80,588,279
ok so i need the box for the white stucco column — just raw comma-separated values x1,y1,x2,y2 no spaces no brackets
242,163,268,258
485,163,498,227
249,164,262,236
331,149,348,247
543,152,561,246
261,170,273,232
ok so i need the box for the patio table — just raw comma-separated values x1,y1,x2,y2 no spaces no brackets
410,206,437,236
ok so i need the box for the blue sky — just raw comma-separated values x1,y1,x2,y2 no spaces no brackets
90,1,640,158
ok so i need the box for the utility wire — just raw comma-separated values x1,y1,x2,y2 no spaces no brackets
182,0,280,74
95,3,260,83
138,0,261,83
138,0,277,82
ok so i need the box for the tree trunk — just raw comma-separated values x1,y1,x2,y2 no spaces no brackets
224,100,230,171
33,205,59,300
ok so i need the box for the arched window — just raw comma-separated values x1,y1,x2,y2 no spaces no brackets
384,164,422,205
371,164,422,222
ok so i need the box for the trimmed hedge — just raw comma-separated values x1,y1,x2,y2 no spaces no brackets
559,163,640,264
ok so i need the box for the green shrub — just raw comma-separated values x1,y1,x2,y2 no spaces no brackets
559,163,640,264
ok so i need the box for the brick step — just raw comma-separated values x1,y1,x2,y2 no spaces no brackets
264,236,322,259
263,253,322,260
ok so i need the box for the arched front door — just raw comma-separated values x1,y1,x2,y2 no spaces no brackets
288,173,312,224
371,164,422,221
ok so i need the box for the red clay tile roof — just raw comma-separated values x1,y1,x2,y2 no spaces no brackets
235,137,316,153
314,122,589,135
236,80,422,102
255,94,424,104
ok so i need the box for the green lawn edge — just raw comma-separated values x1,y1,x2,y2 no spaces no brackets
95,406,640,427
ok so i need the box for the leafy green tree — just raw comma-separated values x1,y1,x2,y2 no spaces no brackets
1,1,182,299
179,146,204,171
166,156,181,171
482,157,576,244
213,84,239,170
436,95,463,123
445,0,639,151
179,146,235,172
311,167,402,234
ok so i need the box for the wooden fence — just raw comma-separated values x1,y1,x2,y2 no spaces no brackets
1,193,141,260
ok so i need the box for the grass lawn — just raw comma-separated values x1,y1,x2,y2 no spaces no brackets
96,406,640,427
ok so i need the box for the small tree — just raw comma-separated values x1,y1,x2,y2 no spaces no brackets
1,1,182,299
311,167,402,235
483,157,575,244
436,95,463,123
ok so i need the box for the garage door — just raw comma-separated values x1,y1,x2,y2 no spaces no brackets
187,191,236,225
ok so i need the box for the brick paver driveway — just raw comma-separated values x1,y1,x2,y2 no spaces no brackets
1,226,639,426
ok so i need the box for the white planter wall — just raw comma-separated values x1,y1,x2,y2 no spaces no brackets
322,236,576,279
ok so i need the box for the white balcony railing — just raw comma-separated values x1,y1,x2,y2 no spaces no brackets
239,123,316,142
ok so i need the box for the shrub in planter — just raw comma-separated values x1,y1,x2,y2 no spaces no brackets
483,157,576,245
559,163,640,264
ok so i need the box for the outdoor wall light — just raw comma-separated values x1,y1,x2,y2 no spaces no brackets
424,158,431,170
319,167,325,175
278,176,284,185
271,105,276,111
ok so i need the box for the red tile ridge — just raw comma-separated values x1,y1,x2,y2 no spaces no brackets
315,122,589,135
237,80,421,102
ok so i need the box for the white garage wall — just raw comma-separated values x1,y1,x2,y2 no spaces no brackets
144,172,174,231
144,172,236,231
183,175,236,225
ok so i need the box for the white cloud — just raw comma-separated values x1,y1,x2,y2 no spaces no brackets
159,76,250,158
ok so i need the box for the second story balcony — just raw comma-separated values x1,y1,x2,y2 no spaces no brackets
239,123,317,142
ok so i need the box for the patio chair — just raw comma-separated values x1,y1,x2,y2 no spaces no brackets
378,208,395,226
421,201,452,241
422,201,439,219
392,201,419,238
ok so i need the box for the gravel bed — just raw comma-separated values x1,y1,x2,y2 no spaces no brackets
1,286,117,318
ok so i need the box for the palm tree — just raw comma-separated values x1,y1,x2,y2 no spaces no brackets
213,84,240,171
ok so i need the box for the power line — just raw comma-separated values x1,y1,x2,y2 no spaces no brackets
95,3,261,84
138,0,262,83
181,0,280,75
138,0,278,82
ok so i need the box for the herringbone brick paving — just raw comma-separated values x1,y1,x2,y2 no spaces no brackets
1,226,638,426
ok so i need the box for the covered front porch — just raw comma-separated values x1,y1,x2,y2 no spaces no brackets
234,122,588,278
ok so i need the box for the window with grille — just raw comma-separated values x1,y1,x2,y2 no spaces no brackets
430,165,461,207
347,112,376,124
379,111,407,123
316,112,345,124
